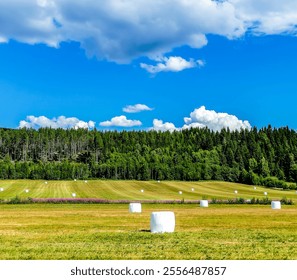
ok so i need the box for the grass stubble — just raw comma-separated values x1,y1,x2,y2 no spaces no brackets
0,203,296,260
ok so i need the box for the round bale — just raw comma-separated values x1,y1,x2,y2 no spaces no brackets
200,200,209,207
150,211,175,233
271,201,281,210
129,203,142,213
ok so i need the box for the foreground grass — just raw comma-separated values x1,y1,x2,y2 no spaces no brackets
0,204,296,260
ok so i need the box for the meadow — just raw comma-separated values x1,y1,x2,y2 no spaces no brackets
0,180,296,260
0,179,297,202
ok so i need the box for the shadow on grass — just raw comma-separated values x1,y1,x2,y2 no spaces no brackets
139,229,151,232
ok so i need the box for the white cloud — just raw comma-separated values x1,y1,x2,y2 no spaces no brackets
0,0,60,47
123,104,153,113
1,1,297,63
0,0,242,62
183,106,251,131
19,116,95,129
100,115,142,127
230,0,297,35
151,106,251,132
0,36,7,43
151,119,178,132
140,56,204,73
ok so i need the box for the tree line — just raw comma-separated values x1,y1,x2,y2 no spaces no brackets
0,126,297,189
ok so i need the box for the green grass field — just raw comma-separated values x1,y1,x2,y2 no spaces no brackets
0,179,296,202
0,180,296,260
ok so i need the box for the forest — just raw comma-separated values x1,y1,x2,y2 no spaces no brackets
0,126,297,189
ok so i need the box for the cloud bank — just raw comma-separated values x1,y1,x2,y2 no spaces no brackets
123,104,153,113
18,106,251,131
19,116,95,129
151,106,251,132
1,1,297,63
99,115,142,127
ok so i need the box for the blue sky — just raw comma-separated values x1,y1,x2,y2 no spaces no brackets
1,0,297,131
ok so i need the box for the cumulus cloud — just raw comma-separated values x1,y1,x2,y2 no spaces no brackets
151,119,178,132
183,106,251,131
0,0,241,62
230,0,297,35
123,104,153,113
0,0,61,47
1,1,297,63
140,56,205,73
19,116,95,129
99,115,142,127
151,106,251,132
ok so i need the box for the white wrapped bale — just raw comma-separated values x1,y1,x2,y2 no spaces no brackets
179,191,183,195
25,189,29,193
129,203,142,213
234,190,238,194
200,200,208,207
0,188,3,192
150,211,175,233
72,193,76,197
264,192,268,196
271,201,281,210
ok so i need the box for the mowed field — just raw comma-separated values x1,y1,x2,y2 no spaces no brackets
0,179,297,202
0,180,297,260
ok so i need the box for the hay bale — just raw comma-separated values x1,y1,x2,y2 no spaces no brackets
150,211,175,233
264,192,268,196
200,200,208,207
0,188,3,192
179,191,183,195
25,189,29,193
140,189,144,193
254,187,257,190
234,190,238,194
271,201,281,210
191,188,195,191
72,193,76,197
129,203,142,213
